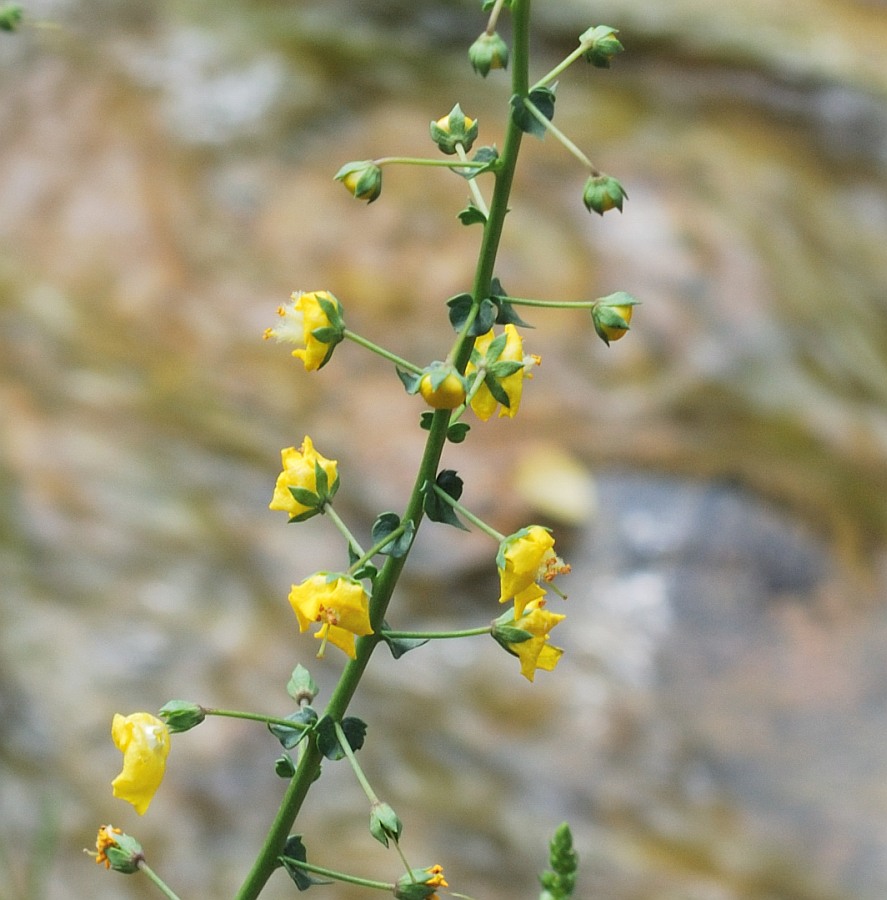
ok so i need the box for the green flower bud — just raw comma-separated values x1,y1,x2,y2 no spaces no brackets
582,174,627,215
429,104,479,155
158,700,206,733
369,801,403,847
468,31,509,77
591,291,639,345
334,160,382,203
579,25,624,68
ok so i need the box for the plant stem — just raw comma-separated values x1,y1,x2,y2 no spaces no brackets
523,96,599,174
381,626,491,640
137,861,183,900
204,709,310,731
343,329,423,374
234,4,533,898
431,483,505,541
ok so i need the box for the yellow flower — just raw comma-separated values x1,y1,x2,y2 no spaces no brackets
509,598,566,681
263,290,345,371
334,160,383,203
467,324,537,421
395,864,449,900
111,713,171,815
288,572,373,659
497,525,570,614
492,597,565,681
269,436,339,520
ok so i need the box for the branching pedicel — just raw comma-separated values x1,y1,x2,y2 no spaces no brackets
91,2,639,898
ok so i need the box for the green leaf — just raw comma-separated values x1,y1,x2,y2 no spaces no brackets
280,835,331,890
371,512,415,558
470,296,498,336
268,708,317,750
510,87,557,138
458,204,487,226
419,411,435,431
447,422,470,443
380,621,430,659
275,753,296,778
446,293,475,332
423,470,468,531
315,715,368,760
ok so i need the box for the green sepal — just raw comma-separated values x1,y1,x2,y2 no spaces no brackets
287,486,322,508
275,753,297,778
268,707,317,750
483,371,511,408
423,470,469,531
510,86,557,138
492,625,533,647
280,835,332,890
370,801,403,848
458,204,487,226
397,367,422,395
447,422,470,443
372,512,415,558
286,664,318,704
315,715,367,760
380,619,430,659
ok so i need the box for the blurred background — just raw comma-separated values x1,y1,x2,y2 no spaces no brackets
2,0,887,898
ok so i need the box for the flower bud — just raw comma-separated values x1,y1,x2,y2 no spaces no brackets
418,363,467,410
334,160,382,203
468,31,509,77
158,700,206,733
394,865,448,900
579,25,624,68
591,291,639,345
430,103,479,155
582,173,627,215
90,825,145,874
369,801,403,847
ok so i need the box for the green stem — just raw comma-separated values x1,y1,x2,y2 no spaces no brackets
281,857,393,891
334,720,379,805
506,296,599,309
530,42,589,91
522,96,599,175
455,143,490,217
343,329,424,374
137,861,183,900
381,626,491,640
322,502,365,559
234,5,533,898
431,484,505,541
375,155,488,170
204,709,310,732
